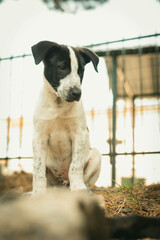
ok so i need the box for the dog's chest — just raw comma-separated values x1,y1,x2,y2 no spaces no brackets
46,119,72,180
49,127,72,160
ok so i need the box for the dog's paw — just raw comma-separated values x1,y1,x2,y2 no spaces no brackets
69,181,85,190
23,191,34,197
80,188,93,194
70,185,93,194
70,185,86,191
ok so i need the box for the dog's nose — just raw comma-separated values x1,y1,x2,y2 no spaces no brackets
70,87,81,101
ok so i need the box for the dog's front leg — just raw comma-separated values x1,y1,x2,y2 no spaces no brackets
32,134,49,193
69,130,89,191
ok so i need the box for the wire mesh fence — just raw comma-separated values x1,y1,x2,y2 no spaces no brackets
0,33,160,186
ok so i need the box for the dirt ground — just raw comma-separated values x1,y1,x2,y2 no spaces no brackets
0,171,32,193
0,171,160,218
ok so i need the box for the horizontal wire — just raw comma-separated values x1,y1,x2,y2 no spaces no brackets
0,33,160,61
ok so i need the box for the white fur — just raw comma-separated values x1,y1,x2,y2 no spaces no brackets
32,46,101,193
57,47,81,101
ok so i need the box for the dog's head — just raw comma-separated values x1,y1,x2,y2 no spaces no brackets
31,41,99,102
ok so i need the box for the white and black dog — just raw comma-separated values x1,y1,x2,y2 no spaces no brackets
31,41,101,193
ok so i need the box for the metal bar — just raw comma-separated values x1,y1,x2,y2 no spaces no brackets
138,45,143,96
85,33,160,48
1,151,160,161
101,151,160,156
97,46,160,58
0,54,32,61
117,151,160,155
117,93,160,99
19,116,24,149
5,58,13,166
111,54,117,187
155,42,160,131
131,97,135,184
0,34,159,61
105,47,112,166
19,57,25,151
0,156,33,161
155,37,160,93
6,117,11,154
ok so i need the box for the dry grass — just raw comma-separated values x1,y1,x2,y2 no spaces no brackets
0,171,160,218
91,184,160,217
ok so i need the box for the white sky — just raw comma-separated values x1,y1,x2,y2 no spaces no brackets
0,0,160,57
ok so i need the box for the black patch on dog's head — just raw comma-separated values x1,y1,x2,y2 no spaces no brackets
32,41,72,91
73,47,99,82
75,47,99,72
31,41,99,93
72,48,85,83
43,45,71,91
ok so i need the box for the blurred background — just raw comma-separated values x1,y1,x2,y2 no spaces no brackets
0,0,160,188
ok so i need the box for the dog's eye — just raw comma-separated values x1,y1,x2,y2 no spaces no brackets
57,64,67,71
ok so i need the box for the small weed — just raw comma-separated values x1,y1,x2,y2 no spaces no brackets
113,180,141,207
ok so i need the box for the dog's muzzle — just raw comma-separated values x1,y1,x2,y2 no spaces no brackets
67,87,81,102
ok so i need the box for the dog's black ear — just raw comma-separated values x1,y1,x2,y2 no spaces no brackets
78,47,99,72
31,41,60,65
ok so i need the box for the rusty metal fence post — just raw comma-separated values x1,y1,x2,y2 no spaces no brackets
111,54,117,187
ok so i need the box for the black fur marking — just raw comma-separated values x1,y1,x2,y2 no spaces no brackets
72,48,85,83
44,46,71,91
32,41,99,93
56,97,62,105
76,47,99,72
44,46,87,91
31,41,61,65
